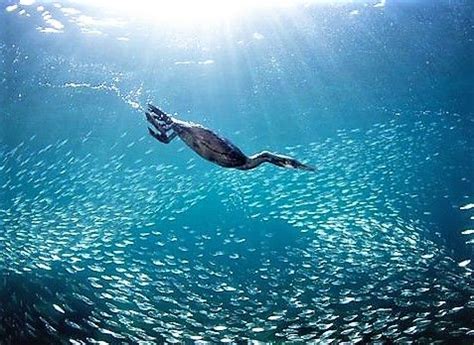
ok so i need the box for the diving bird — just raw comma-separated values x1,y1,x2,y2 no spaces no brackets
145,104,315,171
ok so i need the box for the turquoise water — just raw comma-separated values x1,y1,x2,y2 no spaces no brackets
1,0,473,343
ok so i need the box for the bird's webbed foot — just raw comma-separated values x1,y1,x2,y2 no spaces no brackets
147,104,173,125
146,111,172,134
148,127,170,144
147,127,177,144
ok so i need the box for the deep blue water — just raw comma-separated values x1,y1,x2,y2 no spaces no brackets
1,0,473,343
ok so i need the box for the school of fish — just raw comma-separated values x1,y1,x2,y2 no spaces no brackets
0,110,473,343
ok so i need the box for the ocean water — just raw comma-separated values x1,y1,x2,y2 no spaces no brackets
1,0,473,343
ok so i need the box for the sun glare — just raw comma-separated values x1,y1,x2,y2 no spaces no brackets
8,0,372,33
79,0,336,26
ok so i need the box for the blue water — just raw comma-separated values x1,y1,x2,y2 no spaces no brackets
1,0,473,343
